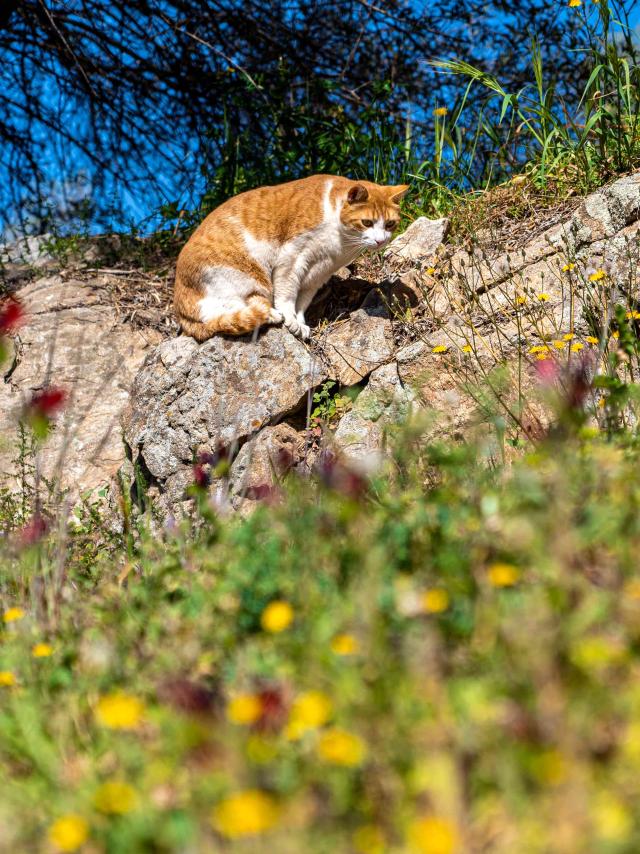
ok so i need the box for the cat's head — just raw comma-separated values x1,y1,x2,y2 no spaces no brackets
340,182,409,249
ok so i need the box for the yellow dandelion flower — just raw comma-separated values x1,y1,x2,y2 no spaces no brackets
612,330,619,339
317,727,366,766
331,633,359,656
632,311,640,320
537,293,550,302
598,397,606,409
426,267,437,275
563,333,575,340
432,345,448,354
586,335,599,344
487,562,520,587
94,780,138,814
285,690,333,740
536,353,551,361
562,263,576,272
353,824,386,854
529,345,546,354
227,693,262,725
594,795,632,842
0,671,16,687
260,600,294,633
212,790,280,838
407,816,459,854
48,815,89,852
568,0,582,7
32,643,53,658
461,344,473,353
433,107,448,117
421,589,450,614
515,295,527,305
571,342,584,352
552,340,566,350
95,692,145,730
589,269,606,282
3,607,25,623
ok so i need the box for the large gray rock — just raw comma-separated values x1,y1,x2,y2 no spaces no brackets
385,216,449,263
0,274,162,499
315,308,394,386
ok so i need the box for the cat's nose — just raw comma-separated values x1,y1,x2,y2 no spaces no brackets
375,237,386,246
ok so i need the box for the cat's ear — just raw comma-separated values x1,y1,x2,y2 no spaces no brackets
387,184,410,203
347,184,369,204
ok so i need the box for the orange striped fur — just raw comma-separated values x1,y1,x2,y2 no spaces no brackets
173,175,409,341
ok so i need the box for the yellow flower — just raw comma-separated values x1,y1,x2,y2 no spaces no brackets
0,671,16,686
94,780,138,814
427,267,437,275
536,353,551,361
589,269,606,281
552,340,566,349
433,107,448,117
586,335,599,344
568,0,581,7
563,333,575,340
286,690,333,739
529,345,547,354
562,263,576,272
593,794,632,842
260,600,294,633
3,607,25,623
48,815,89,852
515,295,527,305
537,293,550,302
421,589,450,614
212,790,280,838
407,816,459,854
530,749,567,786
317,727,366,766
353,824,386,854
597,397,606,409
487,562,520,587
32,642,53,658
432,345,448,354
571,342,584,352
612,330,619,339
331,633,359,656
227,693,262,725
95,692,145,730
461,344,473,353
624,579,640,600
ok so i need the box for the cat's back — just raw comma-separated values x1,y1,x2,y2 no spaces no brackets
190,174,352,245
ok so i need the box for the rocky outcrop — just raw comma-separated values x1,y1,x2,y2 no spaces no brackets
3,171,640,512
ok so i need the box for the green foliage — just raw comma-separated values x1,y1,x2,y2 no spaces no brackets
310,381,354,427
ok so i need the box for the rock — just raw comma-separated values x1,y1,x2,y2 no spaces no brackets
385,216,449,263
316,308,394,386
121,327,326,506
333,363,415,466
0,274,162,499
1,233,54,268
229,423,302,509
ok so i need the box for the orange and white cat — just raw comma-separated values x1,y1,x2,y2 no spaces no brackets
173,175,408,341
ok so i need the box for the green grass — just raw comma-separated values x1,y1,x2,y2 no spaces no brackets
3,408,640,851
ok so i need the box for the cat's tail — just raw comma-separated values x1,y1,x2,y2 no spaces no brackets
176,294,278,341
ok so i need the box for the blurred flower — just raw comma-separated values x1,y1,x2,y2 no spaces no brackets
433,107,448,116
94,780,138,814
589,269,606,281
552,340,566,349
17,514,48,546
407,816,459,854
211,790,280,838
612,330,619,339
530,749,567,786
586,336,599,344
158,677,217,715
563,333,575,340
529,345,548,354
427,267,437,275
570,635,627,671
260,601,294,633
227,693,262,725
29,387,67,417
32,643,53,658
569,0,581,6
562,263,576,272
537,293,550,301
571,343,584,352
487,562,520,587
421,589,450,613
623,579,640,600
593,794,632,842
47,815,89,852
256,685,289,731
331,633,359,655
0,297,24,333
515,295,527,305
535,358,559,384
286,691,333,739
461,344,473,353
317,728,366,766
432,345,448,354
353,824,386,854
95,692,145,730
0,671,16,686
316,451,368,498
3,607,25,623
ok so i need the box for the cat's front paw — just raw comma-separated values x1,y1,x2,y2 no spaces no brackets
283,316,311,340
267,308,284,325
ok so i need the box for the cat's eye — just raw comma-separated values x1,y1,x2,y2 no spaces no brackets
385,220,398,230
361,219,374,228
